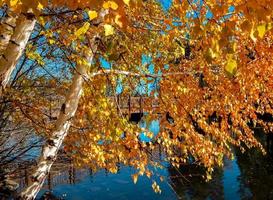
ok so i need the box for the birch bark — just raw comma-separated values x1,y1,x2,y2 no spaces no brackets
19,45,97,199
0,13,36,95
0,14,17,54
19,9,108,199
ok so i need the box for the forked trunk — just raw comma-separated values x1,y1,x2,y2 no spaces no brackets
19,9,108,199
19,41,97,200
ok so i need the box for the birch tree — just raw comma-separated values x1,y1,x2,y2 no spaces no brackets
19,38,98,199
0,12,17,54
0,0,272,199
0,13,36,94
18,8,110,199
0,0,129,95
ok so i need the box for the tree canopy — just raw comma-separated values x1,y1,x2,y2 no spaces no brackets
0,0,272,199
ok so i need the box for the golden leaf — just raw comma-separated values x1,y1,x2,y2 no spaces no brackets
104,24,114,36
49,39,55,45
37,2,43,10
250,24,257,42
88,10,98,20
267,23,273,31
257,24,266,38
38,17,46,26
146,170,151,178
75,22,90,38
115,14,123,27
103,1,119,10
123,0,130,6
181,46,185,56
10,0,18,7
225,55,237,75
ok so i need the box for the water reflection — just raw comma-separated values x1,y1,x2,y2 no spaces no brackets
33,148,273,199
236,149,273,199
4,120,273,199
37,166,177,200
168,164,224,200
34,156,254,200
223,157,242,200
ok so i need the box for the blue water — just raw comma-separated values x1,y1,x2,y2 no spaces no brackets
223,156,241,200
36,157,250,200
139,119,160,142
34,119,266,200
37,166,177,200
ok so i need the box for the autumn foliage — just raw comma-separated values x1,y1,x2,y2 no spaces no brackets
0,0,273,197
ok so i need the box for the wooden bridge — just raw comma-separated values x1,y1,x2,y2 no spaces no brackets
108,95,160,116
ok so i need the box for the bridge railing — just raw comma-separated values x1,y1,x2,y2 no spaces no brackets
108,95,159,114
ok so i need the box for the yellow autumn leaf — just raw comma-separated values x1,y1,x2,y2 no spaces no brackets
212,38,219,53
49,39,55,45
26,51,44,65
123,0,130,6
180,46,185,56
115,14,123,27
38,17,46,26
75,22,90,38
250,23,257,42
152,181,161,193
88,10,98,20
37,2,43,10
257,24,266,38
208,48,217,59
206,173,212,181
104,24,114,36
10,0,18,7
268,23,273,31
146,132,153,138
225,55,237,75
103,1,119,10
232,42,237,53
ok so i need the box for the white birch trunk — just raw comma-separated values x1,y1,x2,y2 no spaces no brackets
19,10,108,199
0,13,36,95
19,44,97,200
0,14,17,55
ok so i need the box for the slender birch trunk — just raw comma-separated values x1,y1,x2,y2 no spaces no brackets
19,10,107,199
0,14,17,54
19,42,97,200
0,13,36,95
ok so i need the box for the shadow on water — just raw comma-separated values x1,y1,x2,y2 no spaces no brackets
34,156,252,200
235,149,273,200
1,151,272,200
36,166,177,200
2,120,273,199
235,128,273,199
168,164,224,200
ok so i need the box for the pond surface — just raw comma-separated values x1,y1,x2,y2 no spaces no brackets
35,150,273,200
34,120,273,200
2,118,271,199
